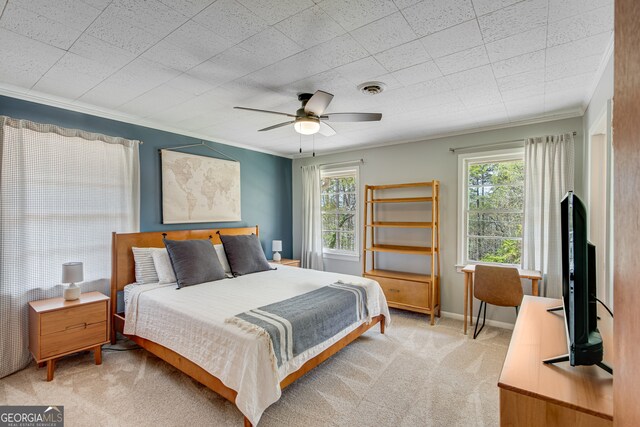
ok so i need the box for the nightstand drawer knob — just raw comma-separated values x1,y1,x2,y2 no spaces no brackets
66,322,87,330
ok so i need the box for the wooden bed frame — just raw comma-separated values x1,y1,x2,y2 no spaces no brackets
110,226,385,427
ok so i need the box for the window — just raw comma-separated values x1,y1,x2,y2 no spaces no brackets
458,148,524,266
320,167,359,257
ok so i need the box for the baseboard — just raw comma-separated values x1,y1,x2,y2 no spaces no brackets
440,310,515,331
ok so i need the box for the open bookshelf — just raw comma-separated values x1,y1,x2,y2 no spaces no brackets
362,181,441,324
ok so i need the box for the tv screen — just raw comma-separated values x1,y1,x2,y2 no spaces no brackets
545,191,611,374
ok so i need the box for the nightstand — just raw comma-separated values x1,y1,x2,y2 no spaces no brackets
270,258,301,267
29,291,110,381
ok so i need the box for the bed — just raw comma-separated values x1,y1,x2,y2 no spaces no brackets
110,226,389,426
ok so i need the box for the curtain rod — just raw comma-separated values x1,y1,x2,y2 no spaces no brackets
300,158,364,168
449,131,578,153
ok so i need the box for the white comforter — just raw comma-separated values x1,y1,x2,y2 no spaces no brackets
124,264,390,425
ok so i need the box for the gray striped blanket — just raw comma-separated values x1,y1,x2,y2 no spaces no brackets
226,281,368,367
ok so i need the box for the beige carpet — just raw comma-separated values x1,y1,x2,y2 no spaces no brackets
0,310,511,426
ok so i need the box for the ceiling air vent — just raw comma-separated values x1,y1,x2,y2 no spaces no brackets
357,81,386,95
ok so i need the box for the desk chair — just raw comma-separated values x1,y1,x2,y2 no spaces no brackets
473,265,524,339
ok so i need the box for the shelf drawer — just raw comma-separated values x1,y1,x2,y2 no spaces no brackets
40,301,107,336
40,321,107,359
372,276,429,308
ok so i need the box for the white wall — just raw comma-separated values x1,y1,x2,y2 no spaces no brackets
292,117,584,324
583,51,614,307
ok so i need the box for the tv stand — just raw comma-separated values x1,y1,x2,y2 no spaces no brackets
498,296,613,426
543,354,614,375
543,306,613,374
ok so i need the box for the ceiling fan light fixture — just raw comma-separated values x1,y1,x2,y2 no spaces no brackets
294,117,320,135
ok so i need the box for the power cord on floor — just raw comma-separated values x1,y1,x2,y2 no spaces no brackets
102,338,142,352
102,346,142,352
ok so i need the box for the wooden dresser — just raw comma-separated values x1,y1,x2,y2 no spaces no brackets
29,291,110,381
498,296,613,426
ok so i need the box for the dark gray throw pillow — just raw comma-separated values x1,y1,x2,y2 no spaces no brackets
220,234,272,276
164,239,226,288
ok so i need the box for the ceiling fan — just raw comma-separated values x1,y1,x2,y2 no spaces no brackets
234,90,382,136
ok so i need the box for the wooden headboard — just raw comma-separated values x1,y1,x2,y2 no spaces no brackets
110,225,258,342
111,226,258,294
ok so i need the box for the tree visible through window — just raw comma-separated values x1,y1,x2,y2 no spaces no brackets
321,169,358,254
466,158,524,264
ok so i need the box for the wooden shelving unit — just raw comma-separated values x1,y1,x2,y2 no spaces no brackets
362,181,441,324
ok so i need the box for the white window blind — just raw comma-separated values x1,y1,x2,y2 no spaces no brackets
0,116,140,378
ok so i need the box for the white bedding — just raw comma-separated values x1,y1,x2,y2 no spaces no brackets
123,264,390,425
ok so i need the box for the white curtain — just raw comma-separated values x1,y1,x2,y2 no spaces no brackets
522,133,574,298
301,165,324,270
0,116,140,378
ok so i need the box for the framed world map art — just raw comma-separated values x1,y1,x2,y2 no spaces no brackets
161,149,241,223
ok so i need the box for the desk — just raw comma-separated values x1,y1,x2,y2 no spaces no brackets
498,296,613,426
462,264,542,335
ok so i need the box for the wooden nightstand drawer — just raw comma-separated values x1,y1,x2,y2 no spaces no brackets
41,301,106,335
40,321,107,359
29,291,110,381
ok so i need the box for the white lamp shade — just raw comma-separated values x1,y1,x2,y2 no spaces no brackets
62,262,83,283
272,240,282,252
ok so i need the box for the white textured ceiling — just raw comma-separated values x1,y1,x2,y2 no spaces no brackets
0,0,613,156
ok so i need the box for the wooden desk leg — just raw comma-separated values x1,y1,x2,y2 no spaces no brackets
463,272,469,335
46,359,55,381
532,279,539,297
469,274,474,327
94,346,102,365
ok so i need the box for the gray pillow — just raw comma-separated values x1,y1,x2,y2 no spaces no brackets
164,239,226,288
220,234,272,276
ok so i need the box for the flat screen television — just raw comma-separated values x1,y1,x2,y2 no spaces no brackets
543,191,612,374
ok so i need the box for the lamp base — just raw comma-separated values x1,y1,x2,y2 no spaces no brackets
64,283,81,301
273,252,282,262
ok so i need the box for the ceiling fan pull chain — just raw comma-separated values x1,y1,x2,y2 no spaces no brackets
312,134,315,157
299,132,302,154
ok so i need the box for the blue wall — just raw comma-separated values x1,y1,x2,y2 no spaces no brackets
0,95,293,258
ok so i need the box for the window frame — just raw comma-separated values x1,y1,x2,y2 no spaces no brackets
320,165,360,260
457,147,525,268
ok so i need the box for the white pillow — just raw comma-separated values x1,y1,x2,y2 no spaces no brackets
214,244,232,276
132,247,159,284
151,248,177,284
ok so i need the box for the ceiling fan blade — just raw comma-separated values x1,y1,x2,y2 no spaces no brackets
304,90,334,116
318,121,337,137
322,112,382,122
234,106,296,117
258,121,295,132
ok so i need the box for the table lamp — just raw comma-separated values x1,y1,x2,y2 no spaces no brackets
272,240,282,262
62,262,83,301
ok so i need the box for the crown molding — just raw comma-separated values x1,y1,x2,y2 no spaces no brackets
0,84,293,159
293,111,583,159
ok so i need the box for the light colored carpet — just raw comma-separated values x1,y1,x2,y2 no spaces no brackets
0,310,511,426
